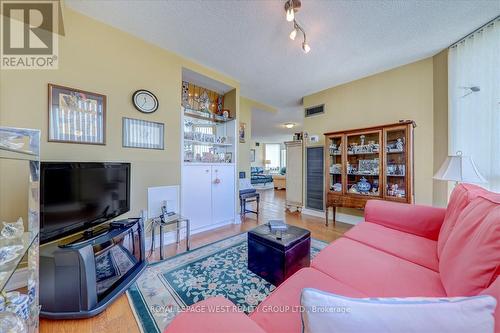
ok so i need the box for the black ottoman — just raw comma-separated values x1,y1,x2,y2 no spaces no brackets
248,224,311,286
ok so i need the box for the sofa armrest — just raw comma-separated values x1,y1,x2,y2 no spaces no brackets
164,297,266,333
364,200,446,240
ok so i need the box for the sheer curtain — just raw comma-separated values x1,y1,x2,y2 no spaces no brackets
449,18,500,192
264,143,281,169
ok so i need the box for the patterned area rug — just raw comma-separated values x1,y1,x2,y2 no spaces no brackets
127,232,327,333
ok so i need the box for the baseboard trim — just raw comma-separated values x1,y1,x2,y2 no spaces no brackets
301,207,363,225
144,219,235,250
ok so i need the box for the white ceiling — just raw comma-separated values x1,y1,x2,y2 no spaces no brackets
66,0,499,140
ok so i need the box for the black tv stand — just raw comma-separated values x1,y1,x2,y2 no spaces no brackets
40,218,146,319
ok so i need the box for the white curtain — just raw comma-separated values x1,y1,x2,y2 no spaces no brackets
449,18,500,192
264,143,281,169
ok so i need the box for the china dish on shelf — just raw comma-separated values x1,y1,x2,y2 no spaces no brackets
356,177,372,193
386,137,405,152
0,245,24,265
0,311,27,333
1,218,24,239
2,291,30,321
0,133,26,151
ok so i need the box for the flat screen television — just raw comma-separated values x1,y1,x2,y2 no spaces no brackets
40,162,130,244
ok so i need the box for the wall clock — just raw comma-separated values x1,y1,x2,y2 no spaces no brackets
132,90,159,113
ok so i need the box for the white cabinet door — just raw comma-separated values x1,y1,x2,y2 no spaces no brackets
211,165,235,224
182,165,212,231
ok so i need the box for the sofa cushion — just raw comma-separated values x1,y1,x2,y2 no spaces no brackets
249,267,366,333
345,222,439,271
300,288,496,333
437,183,489,258
364,200,446,241
480,277,500,333
311,238,446,297
439,194,500,296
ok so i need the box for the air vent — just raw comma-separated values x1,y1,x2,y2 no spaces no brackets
305,104,324,117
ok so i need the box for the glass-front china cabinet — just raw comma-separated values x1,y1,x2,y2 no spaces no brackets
0,127,40,332
324,121,415,226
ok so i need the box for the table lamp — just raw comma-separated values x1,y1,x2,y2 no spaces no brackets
264,160,271,170
433,151,487,185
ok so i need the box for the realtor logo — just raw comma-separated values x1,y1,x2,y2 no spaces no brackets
1,0,59,69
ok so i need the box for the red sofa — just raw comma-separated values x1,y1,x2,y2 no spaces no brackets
166,184,500,333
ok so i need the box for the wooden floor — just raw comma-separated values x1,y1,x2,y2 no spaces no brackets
40,189,352,333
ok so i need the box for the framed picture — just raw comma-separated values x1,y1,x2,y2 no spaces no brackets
224,152,233,163
122,117,164,150
48,84,106,144
239,122,246,143
250,149,256,162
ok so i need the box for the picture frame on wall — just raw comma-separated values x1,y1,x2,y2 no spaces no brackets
250,149,256,162
122,117,164,150
239,122,246,143
48,84,106,144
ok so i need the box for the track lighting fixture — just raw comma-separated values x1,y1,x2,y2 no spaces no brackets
284,0,310,54
302,42,310,53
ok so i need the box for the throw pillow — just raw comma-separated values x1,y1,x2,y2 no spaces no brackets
300,288,496,333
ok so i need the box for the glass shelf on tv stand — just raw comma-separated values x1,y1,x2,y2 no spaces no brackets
0,232,38,292
0,126,40,332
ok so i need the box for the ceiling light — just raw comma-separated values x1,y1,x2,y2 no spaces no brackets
285,123,295,129
286,7,294,22
284,1,309,54
302,42,310,53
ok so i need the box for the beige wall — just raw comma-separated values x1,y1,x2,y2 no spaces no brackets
303,58,442,207
250,141,265,168
432,50,449,207
0,8,240,224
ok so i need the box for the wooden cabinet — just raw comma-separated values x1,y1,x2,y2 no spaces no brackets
324,121,415,225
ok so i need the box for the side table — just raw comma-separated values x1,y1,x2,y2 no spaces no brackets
150,215,190,260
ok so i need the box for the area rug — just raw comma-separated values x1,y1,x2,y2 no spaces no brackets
126,232,328,333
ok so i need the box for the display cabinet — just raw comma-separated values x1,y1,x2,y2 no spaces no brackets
324,121,415,226
0,127,40,332
182,107,235,163
181,78,237,236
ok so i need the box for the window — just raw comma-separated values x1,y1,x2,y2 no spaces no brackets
264,144,281,170
449,18,500,191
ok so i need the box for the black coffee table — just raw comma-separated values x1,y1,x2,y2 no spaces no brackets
247,224,310,286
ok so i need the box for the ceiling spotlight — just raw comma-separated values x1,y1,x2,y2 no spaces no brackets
286,7,294,22
302,42,310,53
285,0,300,22
285,123,295,129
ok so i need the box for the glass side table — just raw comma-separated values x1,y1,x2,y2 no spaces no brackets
150,215,190,260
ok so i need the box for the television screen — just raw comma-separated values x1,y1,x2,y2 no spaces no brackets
40,162,130,244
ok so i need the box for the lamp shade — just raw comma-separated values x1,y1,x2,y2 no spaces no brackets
264,160,271,165
433,152,487,184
